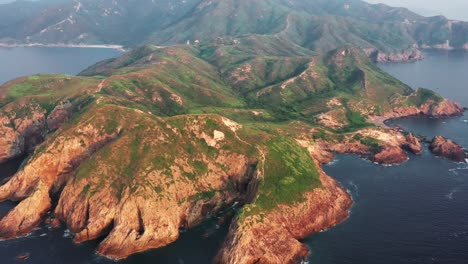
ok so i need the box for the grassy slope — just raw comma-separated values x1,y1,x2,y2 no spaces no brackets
0,43,447,221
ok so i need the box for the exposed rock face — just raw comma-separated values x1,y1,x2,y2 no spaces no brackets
0,102,47,163
369,98,464,127
373,146,407,164
364,48,424,63
216,162,352,263
0,105,259,260
402,133,422,155
314,109,349,129
0,100,79,164
306,128,420,165
429,136,466,162
46,101,74,131
0,116,120,238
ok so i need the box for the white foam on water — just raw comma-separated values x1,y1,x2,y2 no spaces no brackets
449,163,468,176
327,158,340,166
445,188,458,200
348,181,359,197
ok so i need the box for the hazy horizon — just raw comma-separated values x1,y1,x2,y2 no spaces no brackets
0,0,467,21
365,0,468,21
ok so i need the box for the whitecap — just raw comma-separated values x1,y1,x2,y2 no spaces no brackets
445,188,458,200
319,228,329,233
348,181,359,197
63,229,72,238
39,233,47,237
326,158,340,166
449,163,468,175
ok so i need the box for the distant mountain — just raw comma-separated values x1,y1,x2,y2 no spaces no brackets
0,0,467,60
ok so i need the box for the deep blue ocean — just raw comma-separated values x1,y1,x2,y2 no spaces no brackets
0,49,467,263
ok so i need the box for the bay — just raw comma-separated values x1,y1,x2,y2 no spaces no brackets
0,47,121,85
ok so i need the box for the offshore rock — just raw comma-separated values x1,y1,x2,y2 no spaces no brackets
429,136,466,162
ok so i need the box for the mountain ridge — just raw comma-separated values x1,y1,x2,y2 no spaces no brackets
0,44,463,262
0,0,467,61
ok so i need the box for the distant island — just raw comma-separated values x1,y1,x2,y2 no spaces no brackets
0,0,467,62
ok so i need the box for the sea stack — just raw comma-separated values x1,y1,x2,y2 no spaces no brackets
429,136,467,162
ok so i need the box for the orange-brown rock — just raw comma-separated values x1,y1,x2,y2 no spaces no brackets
46,101,74,131
0,99,81,164
216,162,352,264
369,98,464,127
50,219,61,229
0,115,119,238
304,128,419,166
0,105,259,260
0,102,47,163
402,133,422,155
429,136,466,162
373,146,408,165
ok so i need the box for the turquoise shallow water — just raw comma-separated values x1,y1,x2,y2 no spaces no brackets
0,49,467,263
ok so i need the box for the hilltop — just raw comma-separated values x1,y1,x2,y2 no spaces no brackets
0,44,463,262
0,0,467,61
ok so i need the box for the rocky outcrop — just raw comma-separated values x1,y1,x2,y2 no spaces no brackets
305,128,421,165
0,100,79,164
373,146,407,165
0,117,120,238
0,102,47,163
215,162,352,263
0,106,259,260
369,98,464,127
402,133,422,155
46,101,74,131
364,48,424,63
429,136,466,162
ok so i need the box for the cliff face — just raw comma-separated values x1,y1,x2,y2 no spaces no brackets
0,92,89,164
0,104,260,259
0,102,47,163
216,162,352,263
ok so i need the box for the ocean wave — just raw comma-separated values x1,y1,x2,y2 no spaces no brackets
348,181,359,197
326,158,340,166
448,163,468,176
445,188,458,200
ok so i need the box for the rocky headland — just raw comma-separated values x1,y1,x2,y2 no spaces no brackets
0,44,465,263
